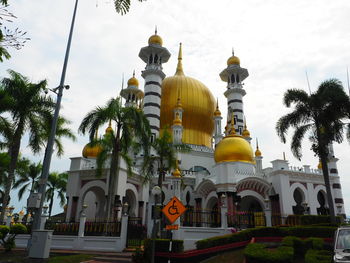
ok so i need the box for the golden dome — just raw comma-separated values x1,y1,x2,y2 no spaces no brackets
105,120,113,134
127,72,139,87
148,28,163,46
19,210,25,215
242,123,250,137
160,43,215,148
227,50,240,66
317,161,322,170
214,117,254,163
82,143,102,158
172,168,181,177
173,112,182,126
255,147,262,157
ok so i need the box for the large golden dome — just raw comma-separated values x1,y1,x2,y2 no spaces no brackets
82,143,102,158
160,44,215,148
214,122,254,164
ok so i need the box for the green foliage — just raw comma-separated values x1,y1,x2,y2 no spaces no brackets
244,243,294,263
196,226,336,250
300,215,341,225
48,254,94,263
113,0,144,15
0,224,27,251
305,249,332,263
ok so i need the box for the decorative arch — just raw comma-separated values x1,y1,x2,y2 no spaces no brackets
203,191,218,210
289,183,308,206
196,179,216,199
124,183,139,217
236,177,271,197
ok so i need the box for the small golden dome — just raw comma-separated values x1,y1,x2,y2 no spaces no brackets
82,143,102,158
317,161,322,170
172,168,181,177
173,112,182,126
175,97,182,109
214,99,221,117
242,124,250,137
255,147,262,157
127,71,139,87
148,28,163,46
105,120,113,134
19,210,25,215
214,117,254,163
227,50,240,66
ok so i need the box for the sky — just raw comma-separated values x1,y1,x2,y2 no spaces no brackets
1,0,350,216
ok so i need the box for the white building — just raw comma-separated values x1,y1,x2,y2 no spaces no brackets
65,32,345,229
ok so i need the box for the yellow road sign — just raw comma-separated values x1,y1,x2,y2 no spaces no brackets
162,196,186,224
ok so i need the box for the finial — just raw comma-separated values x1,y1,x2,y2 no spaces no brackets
155,25,157,35
121,73,124,90
283,152,286,160
256,138,259,149
175,43,184,76
229,114,236,135
132,70,135,78
216,98,219,109
176,88,182,108
232,47,234,56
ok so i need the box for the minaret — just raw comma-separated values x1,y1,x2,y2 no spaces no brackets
219,50,249,135
255,139,263,174
213,99,223,145
172,95,184,144
120,71,144,108
139,29,171,139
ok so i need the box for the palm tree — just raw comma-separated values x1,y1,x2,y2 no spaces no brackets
142,129,191,188
79,97,151,220
113,0,144,15
276,79,350,223
13,161,42,201
0,69,54,222
45,172,68,217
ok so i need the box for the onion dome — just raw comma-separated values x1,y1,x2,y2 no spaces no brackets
214,116,254,163
214,99,221,117
172,161,181,177
317,161,322,170
148,28,163,46
173,112,182,126
160,43,215,148
82,130,102,158
127,71,139,87
242,123,250,138
227,49,240,66
105,120,113,134
255,146,262,157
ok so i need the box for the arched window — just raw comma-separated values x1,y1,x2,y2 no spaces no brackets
292,188,305,215
236,74,240,83
231,74,235,83
154,54,158,63
149,54,153,64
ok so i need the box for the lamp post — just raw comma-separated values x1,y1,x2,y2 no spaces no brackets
151,185,161,263
32,0,79,231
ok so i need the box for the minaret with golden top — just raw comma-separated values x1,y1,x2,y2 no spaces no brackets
139,29,171,139
219,49,249,135
172,93,183,144
213,99,223,145
120,71,144,108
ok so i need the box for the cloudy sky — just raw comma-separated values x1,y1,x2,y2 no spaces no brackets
1,0,350,216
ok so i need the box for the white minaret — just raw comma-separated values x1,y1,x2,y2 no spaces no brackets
255,139,263,174
120,71,144,108
213,99,223,145
172,96,183,144
139,30,171,139
219,50,249,135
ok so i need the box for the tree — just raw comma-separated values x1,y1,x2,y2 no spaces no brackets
0,70,54,222
79,97,151,220
113,0,145,15
276,79,350,223
142,129,190,188
0,1,29,62
45,172,68,217
13,161,42,201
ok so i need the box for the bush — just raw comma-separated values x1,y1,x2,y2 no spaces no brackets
305,249,332,263
0,223,27,252
244,243,294,263
300,215,341,226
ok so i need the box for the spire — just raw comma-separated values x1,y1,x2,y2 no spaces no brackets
176,88,182,108
155,25,157,35
175,43,184,76
133,69,135,78
232,47,234,56
214,98,221,117
255,138,262,157
242,117,250,137
172,160,181,177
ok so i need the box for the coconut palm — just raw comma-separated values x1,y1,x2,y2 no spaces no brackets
0,69,54,222
79,97,151,220
45,172,68,217
13,161,42,201
276,79,350,223
113,0,144,15
142,129,191,188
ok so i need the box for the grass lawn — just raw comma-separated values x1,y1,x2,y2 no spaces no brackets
0,251,94,263
201,249,245,263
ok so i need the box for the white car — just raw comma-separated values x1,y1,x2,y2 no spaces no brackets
334,227,350,262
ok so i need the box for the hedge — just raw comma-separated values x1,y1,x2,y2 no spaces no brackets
244,243,294,263
305,249,332,263
300,215,341,225
139,238,184,263
196,226,336,249
282,236,324,258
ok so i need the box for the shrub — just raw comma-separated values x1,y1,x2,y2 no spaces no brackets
0,223,27,252
300,215,341,226
244,243,294,263
305,249,332,263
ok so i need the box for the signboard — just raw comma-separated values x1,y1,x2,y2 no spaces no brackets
166,224,179,230
162,196,186,224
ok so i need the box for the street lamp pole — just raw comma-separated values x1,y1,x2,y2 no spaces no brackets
32,0,79,230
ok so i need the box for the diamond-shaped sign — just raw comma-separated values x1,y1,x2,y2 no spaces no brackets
162,196,186,224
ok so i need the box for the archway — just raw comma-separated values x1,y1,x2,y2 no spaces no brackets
124,189,137,217
317,190,329,215
82,186,106,221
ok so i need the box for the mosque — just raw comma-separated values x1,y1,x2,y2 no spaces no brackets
65,31,345,228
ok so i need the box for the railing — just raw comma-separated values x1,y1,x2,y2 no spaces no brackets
84,220,121,237
126,217,146,247
227,212,266,228
181,208,221,228
45,219,79,235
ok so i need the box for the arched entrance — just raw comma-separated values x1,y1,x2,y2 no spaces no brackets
238,195,265,228
206,196,220,227
124,189,137,217
82,186,106,221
